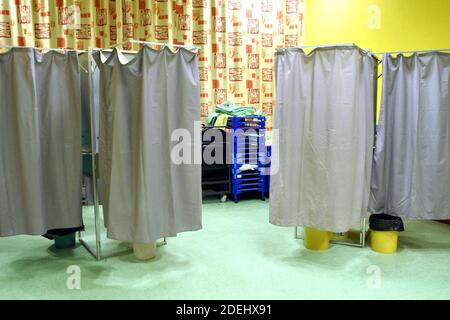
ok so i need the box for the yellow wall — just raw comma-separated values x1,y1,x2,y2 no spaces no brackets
304,0,450,51
304,0,450,119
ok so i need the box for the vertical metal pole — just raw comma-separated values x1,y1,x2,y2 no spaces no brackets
373,52,379,136
364,52,377,249
88,47,102,260
362,217,367,248
359,217,364,247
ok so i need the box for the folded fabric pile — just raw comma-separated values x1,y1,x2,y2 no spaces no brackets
215,101,256,116
207,101,264,126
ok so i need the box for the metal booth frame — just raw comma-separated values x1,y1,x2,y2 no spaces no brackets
276,43,379,248
78,40,199,260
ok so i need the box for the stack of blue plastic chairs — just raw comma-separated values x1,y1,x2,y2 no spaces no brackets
229,116,266,203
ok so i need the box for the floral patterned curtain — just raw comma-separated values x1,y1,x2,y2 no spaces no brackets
0,0,304,128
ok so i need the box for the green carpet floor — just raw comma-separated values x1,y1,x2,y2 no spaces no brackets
1,199,450,300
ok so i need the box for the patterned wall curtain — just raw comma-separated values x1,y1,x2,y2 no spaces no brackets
0,0,304,128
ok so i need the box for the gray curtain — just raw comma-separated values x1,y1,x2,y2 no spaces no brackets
79,52,99,151
0,48,82,236
80,51,135,205
94,47,202,243
270,47,376,232
79,51,133,151
370,52,450,219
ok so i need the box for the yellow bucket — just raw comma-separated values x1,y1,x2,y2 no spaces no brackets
304,227,330,251
371,230,398,254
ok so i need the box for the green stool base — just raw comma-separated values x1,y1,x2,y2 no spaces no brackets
54,233,76,249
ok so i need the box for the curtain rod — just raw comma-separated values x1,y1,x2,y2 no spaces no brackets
276,43,379,61
276,43,374,56
275,43,358,51
0,44,82,52
0,45,89,72
90,47,139,54
110,39,200,51
0,44,88,72
0,40,200,52
372,48,450,55
300,43,357,49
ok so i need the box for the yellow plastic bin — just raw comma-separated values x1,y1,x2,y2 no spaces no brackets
369,214,404,254
371,230,398,254
304,227,330,251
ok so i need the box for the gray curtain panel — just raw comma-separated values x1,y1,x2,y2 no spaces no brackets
370,52,450,219
80,51,133,151
93,47,202,243
0,48,82,236
270,47,376,232
79,52,100,151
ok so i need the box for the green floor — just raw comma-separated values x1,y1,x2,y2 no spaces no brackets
1,199,450,300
